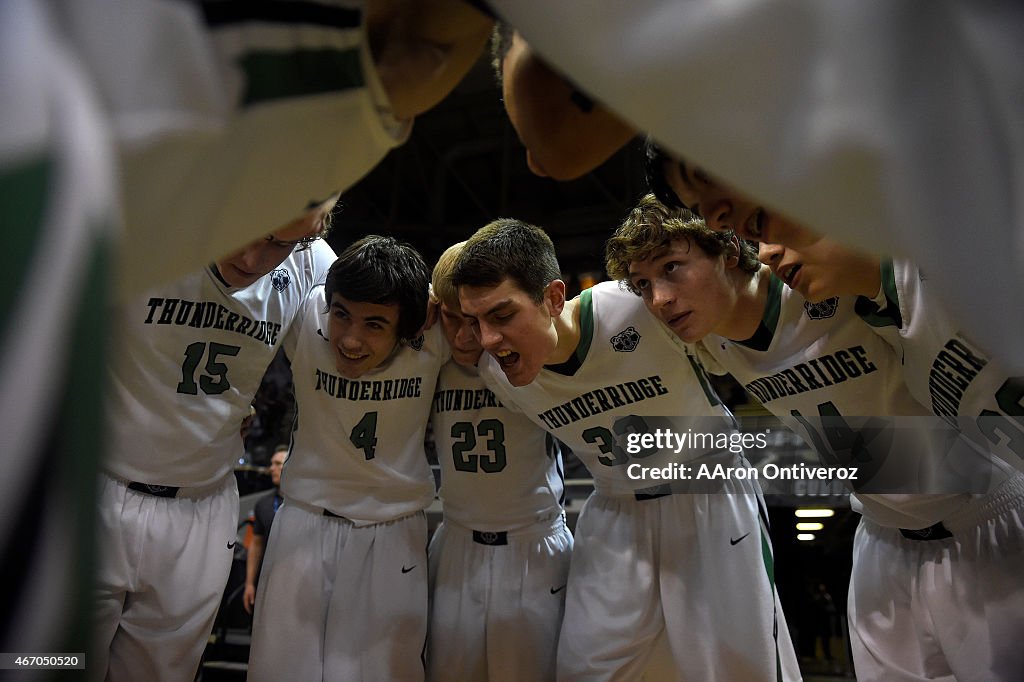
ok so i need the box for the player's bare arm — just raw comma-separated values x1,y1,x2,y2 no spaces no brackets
368,0,494,121
501,30,636,180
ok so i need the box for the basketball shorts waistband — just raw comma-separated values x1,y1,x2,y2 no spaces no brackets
444,512,567,545
106,472,232,500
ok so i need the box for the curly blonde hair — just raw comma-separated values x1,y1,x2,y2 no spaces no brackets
605,194,758,293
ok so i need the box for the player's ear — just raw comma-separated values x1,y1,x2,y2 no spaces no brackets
724,234,741,269
543,279,566,316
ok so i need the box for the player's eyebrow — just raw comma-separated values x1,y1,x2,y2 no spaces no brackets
462,298,514,322
330,301,394,326
482,299,515,318
627,245,671,280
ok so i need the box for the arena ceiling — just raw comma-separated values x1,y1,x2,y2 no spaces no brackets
329,52,648,286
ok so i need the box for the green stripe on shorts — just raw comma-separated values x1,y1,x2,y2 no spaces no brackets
760,527,783,681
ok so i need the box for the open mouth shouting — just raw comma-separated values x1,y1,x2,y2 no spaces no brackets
495,349,520,370
778,263,802,288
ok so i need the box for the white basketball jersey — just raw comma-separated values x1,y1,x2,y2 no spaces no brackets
282,287,448,524
698,275,1009,528
1,0,118,657
858,258,1024,472
489,0,1024,374
54,0,411,293
480,281,736,497
105,239,336,487
432,360,564,532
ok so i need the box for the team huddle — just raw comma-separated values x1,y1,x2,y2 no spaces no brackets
8,1,1022,680
95,187,1024,681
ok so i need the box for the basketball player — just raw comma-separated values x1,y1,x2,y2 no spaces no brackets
756,227,1024,476
54,0,494,293
9,0,493,668
486,0,1024,372
608,196,1024,681
248,236,445,681
94,200,336,681
753,224,1024,680
0,0,119,662
427,242,572,681
453,219,799,681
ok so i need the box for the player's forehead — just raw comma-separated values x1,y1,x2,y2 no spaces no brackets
439,302,467,318
628,243,674,275
330,293,400,324
629,238,698,275
458,277,529,314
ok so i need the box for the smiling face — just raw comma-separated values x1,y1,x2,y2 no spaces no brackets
327,294,402,379
627,238,739,343
758,227,880,302
439,302,483,367
457,277,561,386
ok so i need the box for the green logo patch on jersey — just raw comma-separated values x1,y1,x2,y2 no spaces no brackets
804,298,838,320
270,268,291,291
610,326,641,352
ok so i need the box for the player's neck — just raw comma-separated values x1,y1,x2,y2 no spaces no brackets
719,264,772,341
547,296,581,365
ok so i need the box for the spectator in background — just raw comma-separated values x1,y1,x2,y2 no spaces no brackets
244,446,288,615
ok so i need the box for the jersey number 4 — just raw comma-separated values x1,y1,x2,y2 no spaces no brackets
177,342,241,395
350,411,379,460
451,420,507,473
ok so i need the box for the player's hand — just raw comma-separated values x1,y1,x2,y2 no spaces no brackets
243,584,256,614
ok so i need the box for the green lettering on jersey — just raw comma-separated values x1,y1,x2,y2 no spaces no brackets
450,419,507,473
791,401,889,485
583,416,656,467
350,411,379,460
176,341,242,395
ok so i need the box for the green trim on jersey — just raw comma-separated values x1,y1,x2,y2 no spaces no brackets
736,274,783,351
58,228,112,662
576,287,594,363
0,156,51,345
685,354,723,407
854,258,903,329
545,288,593,377
240,47,363,106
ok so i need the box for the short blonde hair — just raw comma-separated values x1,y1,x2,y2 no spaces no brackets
431,241,467,309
